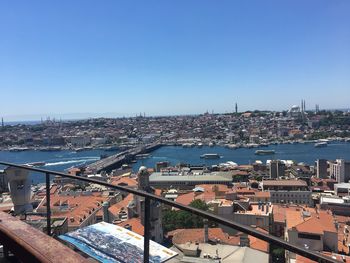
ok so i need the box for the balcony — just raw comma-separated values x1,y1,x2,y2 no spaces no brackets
0,161,340,263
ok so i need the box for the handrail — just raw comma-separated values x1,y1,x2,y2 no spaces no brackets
0,161,339,263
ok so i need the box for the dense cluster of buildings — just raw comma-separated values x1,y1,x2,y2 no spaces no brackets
1,106,350,262
1,106,349,151
2,152,350,262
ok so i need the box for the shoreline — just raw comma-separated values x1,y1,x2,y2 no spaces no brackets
1,137,350,152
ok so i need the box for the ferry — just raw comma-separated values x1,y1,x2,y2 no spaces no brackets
255,150,275,155
200,153,221,159
314,142,327,148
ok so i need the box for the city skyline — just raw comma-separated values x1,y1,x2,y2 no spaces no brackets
1,1,349,119
2,105,350,123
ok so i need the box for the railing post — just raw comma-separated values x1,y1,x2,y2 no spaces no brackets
143,197,150,263
46,172,51,236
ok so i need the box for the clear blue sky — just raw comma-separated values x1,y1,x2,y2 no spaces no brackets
0,1,349,120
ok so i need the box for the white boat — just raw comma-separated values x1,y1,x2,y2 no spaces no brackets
135,153,151,159
26,162,46,167
227,144,238,149
200,153,221,159
8,147,29,152
255,150,275,155
314,142,327,148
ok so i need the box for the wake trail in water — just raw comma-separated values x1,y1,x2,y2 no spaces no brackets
45,157,100,166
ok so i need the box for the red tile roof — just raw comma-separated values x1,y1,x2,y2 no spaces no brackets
116,217,144,236
108,194,133,216
295,211,336,235
37,194,107,227
110,176,137,187
168,228,240,246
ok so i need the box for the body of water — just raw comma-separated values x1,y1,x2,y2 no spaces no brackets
1,142,350,183
132,141,350,171
0,149,119,184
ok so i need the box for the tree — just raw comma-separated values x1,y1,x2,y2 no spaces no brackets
271,245,285,263
162,199,209,233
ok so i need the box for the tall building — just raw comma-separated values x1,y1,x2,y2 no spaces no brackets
269,160,286,179
316,159,328,179
329,159,350,183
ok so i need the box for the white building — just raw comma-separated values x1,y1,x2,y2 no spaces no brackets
334,183,350,196
329,159,350,183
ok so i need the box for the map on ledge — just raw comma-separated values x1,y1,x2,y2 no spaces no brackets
59,222,177,263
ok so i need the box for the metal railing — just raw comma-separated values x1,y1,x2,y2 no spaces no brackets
0,161,339,263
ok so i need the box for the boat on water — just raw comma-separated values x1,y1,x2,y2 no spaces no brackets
200,153,221,159
75,148,85,152
8,147,30,152
315,142,327,148
255,150,275,155
26,161,46,167
226,144,238,149
135,153,151,159
182,143,195,148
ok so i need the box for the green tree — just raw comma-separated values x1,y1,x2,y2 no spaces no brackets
162,199,209,233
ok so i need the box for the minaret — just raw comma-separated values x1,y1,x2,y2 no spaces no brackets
235,103,238,114
1,117,3,127
301,99,304,113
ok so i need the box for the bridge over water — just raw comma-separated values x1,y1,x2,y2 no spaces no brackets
85,142,163,173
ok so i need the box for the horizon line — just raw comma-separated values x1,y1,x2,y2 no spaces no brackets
2,107,350,124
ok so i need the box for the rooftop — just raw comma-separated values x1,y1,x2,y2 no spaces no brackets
262,179,308,187
149,171,233,182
